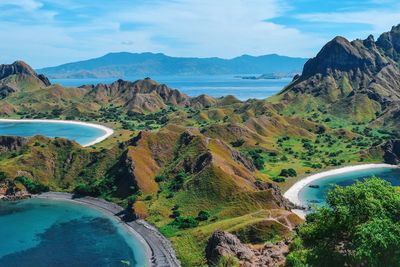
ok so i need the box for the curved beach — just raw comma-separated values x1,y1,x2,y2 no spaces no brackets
284,163,399,210
0,119,114,147
34,192,181,267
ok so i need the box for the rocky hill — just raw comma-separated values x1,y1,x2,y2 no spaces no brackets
277,25,400,127
0,61,50,99
0,62,219,115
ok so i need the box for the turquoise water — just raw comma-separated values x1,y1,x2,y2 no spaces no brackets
0,121,107,146
52,75,291,100
0,199,147,267
298,167,400,207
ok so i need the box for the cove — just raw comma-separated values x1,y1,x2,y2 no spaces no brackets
0,119,113,147
297,166,400,207
0,198,148,267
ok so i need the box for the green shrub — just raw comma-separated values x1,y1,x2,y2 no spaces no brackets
127,195,138,205
0,171,7,182
155,175,166,183
230,139,245,147
196,210,211,221
14,176,49,194
279,168,297,177
173,216,199,229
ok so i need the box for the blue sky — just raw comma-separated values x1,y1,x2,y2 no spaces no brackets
1,0,399,68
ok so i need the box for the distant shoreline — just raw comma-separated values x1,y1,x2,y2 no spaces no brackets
284,164,399,218
34,192,181,267
0,118,114,147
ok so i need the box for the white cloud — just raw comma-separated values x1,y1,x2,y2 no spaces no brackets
296,10,400,38
0,0,43,10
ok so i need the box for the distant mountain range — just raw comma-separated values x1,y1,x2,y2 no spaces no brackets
37,52,308,79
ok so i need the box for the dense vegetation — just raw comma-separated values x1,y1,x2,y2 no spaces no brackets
287,178,400,266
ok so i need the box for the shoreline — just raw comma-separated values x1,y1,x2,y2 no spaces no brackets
0,118,114,147
34,192,181,267
284,163,399,218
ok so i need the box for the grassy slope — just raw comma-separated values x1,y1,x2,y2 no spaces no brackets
0,74,394,266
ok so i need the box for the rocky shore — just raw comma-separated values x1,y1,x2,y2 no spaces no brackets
33,192,181,267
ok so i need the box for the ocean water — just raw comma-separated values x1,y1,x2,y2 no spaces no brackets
51,75,291,100
298,167,400,207
0,199,147,267
0,121,107,146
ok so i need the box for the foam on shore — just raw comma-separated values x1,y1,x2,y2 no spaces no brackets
0,118,114,147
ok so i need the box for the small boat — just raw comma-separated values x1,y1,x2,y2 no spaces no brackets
308,184,320,189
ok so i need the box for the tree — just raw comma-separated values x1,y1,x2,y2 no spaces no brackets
287,178,400,266
0,171,7,182
196,210,211,221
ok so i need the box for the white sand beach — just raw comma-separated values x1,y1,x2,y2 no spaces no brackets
0,118,114,147
284,164,399,218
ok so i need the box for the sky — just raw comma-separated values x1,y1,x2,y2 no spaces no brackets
0,0,399,68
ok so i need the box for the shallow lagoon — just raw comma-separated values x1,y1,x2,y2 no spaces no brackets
0,199,147,267
298,167,400,207
0,121,108,146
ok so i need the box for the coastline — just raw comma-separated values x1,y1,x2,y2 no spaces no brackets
0,118,114,147
34,192,181,267
284,163,399,218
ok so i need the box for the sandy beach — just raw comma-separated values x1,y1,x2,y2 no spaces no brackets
284,164,399,215
0,118,114,147
34,192,181,267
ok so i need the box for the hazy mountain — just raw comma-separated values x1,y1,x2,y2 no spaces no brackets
37,52,308,78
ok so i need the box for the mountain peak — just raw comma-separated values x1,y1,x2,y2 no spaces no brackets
301,35,366,77
0,61,50,86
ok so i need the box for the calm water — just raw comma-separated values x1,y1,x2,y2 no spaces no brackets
0,199,147,267
298,167,400,207
0,121,107,146
51,75,291,100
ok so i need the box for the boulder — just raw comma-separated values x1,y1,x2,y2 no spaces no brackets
382,140,400,165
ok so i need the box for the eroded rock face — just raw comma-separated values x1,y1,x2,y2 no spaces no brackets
0,136,29,153
205,230,256,266
382,140,400,165
205,230,290,267
255,181,296,210
0,180,30,201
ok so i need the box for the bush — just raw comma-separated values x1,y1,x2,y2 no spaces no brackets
230,139,245,147
127,195,138,205
155,175,166,183
173,216,199,229
279,168,297,177
272,177,286,183
14,176,49,194
196,210,211,221
0,171,7,182
73,183,99,196
169,172,186,191
247,149,265,170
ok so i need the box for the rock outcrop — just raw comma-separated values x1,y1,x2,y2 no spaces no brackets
0,136,29,152
381,140,400,165
205,230,290,267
